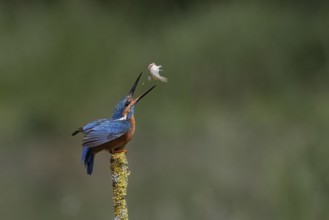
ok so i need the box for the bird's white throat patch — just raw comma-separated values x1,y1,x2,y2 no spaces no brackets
114,115,127,121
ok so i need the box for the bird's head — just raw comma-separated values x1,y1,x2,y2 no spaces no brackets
112,73,156,120
148,63,155,70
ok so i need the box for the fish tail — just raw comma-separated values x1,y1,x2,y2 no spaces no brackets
158,75,168,82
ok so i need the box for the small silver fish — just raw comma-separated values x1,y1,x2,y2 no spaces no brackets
148,63,168,82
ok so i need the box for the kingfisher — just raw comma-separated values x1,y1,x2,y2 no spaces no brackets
72,73,156,175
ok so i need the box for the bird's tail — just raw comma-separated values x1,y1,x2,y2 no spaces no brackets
82,146,94,175
158,75,168,82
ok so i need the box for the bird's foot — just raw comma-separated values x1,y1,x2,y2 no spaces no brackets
110,149,128,154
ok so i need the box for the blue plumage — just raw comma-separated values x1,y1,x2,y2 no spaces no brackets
82,146,94,175
82,119,108,131
82,120,131,148
72,73,156,175
78,110,131,175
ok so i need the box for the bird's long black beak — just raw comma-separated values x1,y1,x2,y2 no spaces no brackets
128,73,156,105
129,72,143,96
131,85,156,105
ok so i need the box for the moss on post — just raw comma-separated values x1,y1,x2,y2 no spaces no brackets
110,152,130,220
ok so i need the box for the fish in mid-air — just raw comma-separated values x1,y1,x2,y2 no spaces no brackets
148,63,168,82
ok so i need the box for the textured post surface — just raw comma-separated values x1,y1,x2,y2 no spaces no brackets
110,152,130,220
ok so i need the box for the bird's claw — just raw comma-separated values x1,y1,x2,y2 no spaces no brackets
110,149,128,154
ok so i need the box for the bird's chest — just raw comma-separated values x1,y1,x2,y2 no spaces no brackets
107,117,135,149
125,118,135,142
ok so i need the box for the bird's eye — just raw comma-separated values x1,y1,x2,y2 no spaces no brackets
125,101,130,106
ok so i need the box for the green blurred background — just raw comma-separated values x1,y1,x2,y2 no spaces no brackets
1,0,329,219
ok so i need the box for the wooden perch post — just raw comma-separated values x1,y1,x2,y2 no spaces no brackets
110,152,130,220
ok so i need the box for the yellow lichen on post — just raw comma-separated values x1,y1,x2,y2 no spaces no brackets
110,152,130,220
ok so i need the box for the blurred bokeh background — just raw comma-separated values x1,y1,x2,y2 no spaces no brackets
1,0,329,219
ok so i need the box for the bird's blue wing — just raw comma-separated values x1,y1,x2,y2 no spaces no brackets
82,120,130,148
82,119,108,132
